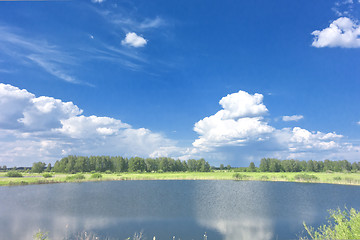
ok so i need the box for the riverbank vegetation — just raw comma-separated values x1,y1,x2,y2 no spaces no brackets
1,171,360,186
1,156,359,186
301,208,360,240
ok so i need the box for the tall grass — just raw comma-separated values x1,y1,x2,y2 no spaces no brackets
301,208,360,240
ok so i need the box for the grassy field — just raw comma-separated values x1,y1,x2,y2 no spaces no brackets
1,171,360,186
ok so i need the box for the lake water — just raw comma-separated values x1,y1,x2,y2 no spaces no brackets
1,180,360,240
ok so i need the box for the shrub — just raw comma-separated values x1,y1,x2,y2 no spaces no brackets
233,173,249,180
105,170,112,174
66,173,85,180
333,176,342,181
5,171,23,177
42,173,52,178
91,173,102,179
301,208,360,240
260,175,269,180
294,174,318,182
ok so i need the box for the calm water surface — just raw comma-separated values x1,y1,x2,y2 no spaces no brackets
1,180,360,240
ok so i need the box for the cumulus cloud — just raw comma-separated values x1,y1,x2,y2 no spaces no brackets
188,90,359,165
0,83,177,166
282,115,304,122
92,0,105,3
193,91,274,151
121,32,147,48
312,17,360,48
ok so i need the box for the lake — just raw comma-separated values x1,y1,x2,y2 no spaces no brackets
0,180,359,240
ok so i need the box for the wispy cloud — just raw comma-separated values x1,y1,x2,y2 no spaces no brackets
0,25,90,85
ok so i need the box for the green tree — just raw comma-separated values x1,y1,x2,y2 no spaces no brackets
32,162,46,173
219,164,224,170
45,163,51,172
248,162,256,172
259,158,270,172
128,157,146,172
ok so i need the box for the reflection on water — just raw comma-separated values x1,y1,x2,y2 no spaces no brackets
0,181,359,240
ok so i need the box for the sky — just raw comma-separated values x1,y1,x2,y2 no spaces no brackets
0,0,359,167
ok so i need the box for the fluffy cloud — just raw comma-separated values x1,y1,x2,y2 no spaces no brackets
121,32,147,47
92,0,105,3
282,115,304,122
189,90,359,165
0,83,177,166
193,91,274,151
312,17,360,48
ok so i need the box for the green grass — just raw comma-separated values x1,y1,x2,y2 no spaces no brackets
0,171,360,186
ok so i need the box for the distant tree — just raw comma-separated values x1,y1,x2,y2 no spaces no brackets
226,165,231,170
248,162,256,172
2,165,6,171
259,158,270,172
187,159,197,172
269,159,281,172
128,157,146,172
306,160,315,172
32,162,46,173
219,164,224,170
45,163,51,172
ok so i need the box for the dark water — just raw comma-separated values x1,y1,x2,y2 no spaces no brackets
1,180,360,240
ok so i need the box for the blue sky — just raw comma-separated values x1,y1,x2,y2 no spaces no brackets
0,0,359,167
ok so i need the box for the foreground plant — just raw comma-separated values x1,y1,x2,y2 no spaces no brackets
301,208,360,240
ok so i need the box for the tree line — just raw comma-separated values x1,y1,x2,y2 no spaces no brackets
249,158,360,173
47,155,211,173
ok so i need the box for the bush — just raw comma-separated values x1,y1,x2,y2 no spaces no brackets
66,173,85,180
233,173,249,180
5,171,23,177
301,208,360,240
294,174,318,182
333,176,342,181
91,173,102,179
105,170,112,174
260,175,269,180
42,173,52,178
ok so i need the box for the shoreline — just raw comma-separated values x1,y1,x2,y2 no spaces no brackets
1,171,360,187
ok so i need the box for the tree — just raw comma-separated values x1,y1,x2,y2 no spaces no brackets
32,162,46,173
248,162,256,172
220,164,224,170
128,157,146,172
259,158,270,172
45,163,51,172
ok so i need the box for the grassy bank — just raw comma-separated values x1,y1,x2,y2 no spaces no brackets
1,171,360,186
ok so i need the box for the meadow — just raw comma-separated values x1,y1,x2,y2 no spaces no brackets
1,170,360,186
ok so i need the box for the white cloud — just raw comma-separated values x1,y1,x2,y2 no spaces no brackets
139,16,165,29
121,32,147,48
282,115,304,122
219,91,268,119
192,91,274,151
186,90,360,165
312,17,360,48
0,83,177,166
357,121,360,125
92,0,105,3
